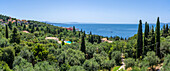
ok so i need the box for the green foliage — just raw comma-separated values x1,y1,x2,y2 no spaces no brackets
137,20,143,58
69,66,85,71
32,44,49,61
156,17,161,58
111,51,121,65
34,61,56,71
101,59,116,70
13,56,34,71
5,25,9,39
10,27,20,44
0,38,9,47
0,46,15,68
161,54,170,71
83,59,99,71
81,35,86,53
0,61,12,71
144,51,160,70
124,58,135,69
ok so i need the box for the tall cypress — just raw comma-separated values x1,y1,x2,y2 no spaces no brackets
162,24,166,37
137,20,143,58
73,26,76,34
81,35,86,54
23,24,26,30
144,22,149,55
10,27,20,44
156,17,161,58
165,24,169,34
97,36,101,44
5,25,9,39
150,26,155,51
8,22,13,30
90,35,94,44
83,31,86,37
15,20,18,26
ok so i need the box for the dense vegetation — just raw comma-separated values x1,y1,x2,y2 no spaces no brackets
0,14,169,71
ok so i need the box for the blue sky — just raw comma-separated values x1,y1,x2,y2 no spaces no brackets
0,0,170,24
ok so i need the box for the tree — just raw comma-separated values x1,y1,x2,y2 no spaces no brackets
156,17,161,58
23,24,26,30
0,46,15,68
124,58,135,69
111,51,122,65
0,61,12,71
97,36,101,44
161,54,170,71
5,25,8,39
13,56,34,71
144,22,149,55
137,20,143,58
81,35,86,54
69,66,85,71
144,51,160,70
8,21,12,30
101,59,115,71
162,24,166,37
90,35,94,44
83,59,99,71
165,24,169,34
34,61,56,71
32,44,49,61
73,26,76,34
10,27,20,44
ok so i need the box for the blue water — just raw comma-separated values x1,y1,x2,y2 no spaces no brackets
51,23,166,38
65,41,72,44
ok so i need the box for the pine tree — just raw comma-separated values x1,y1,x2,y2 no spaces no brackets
10,27,20,44
156,17,161,58
144,22,149,55
5,25,8,39
81,35,86,54
137,20,143,58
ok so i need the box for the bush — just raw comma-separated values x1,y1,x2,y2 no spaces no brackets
83,59,99,71
69,66,85,71
124,58,135,69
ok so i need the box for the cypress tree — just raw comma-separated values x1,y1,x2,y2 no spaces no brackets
10,27,20,44
165,24,169,34
73,26,76,34
144,22,149,55
83,31,86,37
97,36,101,44
81,35,86,54
90,35,94,44
15,20,17,26
150,26,155,51
137,20,143,58
23,24,26,30
162,24,166,37
5,25,8,39
156,17,161,58
8,22,13,30
31,25,35,33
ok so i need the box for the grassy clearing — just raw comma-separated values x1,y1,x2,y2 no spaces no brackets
112,66,121,71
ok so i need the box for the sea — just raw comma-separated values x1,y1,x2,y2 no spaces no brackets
50,23,167,38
